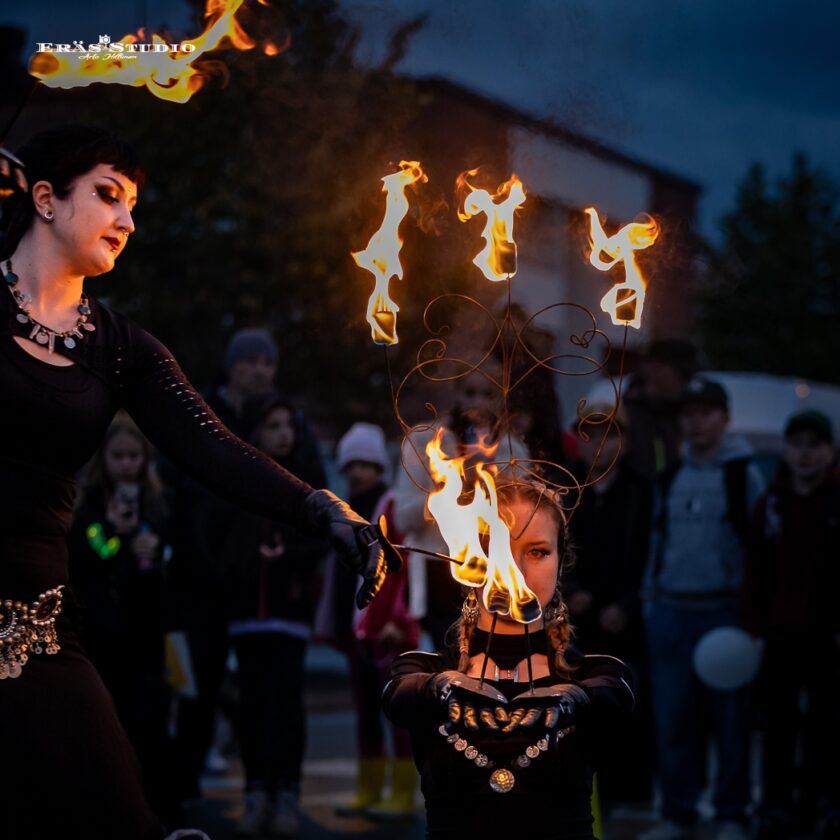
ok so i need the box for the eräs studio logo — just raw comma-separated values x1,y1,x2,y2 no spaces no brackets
35,34,196,60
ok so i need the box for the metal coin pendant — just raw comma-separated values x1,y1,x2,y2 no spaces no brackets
15,313,28,323
489,768,515,793
515,755,531,768
63,336,76,349
526,745,540,759
464,746,478,760
454,739,468,752
35,330,49,345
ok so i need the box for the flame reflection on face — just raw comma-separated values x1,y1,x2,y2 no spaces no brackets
425,430,541,624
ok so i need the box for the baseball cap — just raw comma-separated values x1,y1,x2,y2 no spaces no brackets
784,409,834,444
680,376,729,411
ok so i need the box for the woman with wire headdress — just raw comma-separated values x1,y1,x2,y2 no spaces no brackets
383,480,634,839
0,124,400,839
393,364,530,650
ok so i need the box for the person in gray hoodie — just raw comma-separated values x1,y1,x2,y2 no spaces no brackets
639,376,765,840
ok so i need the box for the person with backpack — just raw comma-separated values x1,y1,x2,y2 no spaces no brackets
741,410,840,840
640,376,765,840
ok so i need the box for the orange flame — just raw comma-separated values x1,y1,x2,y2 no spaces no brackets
425,430,540,624
29,0,277,103
352,161,426,346
584,208,660,329
457,169,526,282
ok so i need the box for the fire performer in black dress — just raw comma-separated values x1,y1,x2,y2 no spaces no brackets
383,481,635,839
0,124,399,840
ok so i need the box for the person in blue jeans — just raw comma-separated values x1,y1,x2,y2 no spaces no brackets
640,376,765,840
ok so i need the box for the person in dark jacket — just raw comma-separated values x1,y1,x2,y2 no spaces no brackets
383,480,634,840
741,410,840,840
225,395,328,836
69,414,176,825
565,404,655,808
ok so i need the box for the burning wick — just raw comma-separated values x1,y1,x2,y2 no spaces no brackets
457,169,526,282
352,161,426,346
584,208,660,330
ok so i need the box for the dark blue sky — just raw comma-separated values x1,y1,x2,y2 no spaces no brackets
5,1,839,238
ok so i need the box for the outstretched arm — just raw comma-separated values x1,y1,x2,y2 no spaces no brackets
121,327,400,606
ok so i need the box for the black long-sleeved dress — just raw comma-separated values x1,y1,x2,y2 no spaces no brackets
0,287,315,839
383,646,634,839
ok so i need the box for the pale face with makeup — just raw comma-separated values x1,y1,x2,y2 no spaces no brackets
34,163,138,277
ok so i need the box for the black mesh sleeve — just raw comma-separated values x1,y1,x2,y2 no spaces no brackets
120,327,314,523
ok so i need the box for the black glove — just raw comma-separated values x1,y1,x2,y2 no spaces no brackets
302,489,401,609
510,683,589,736
428,672,508,731
0,147,27,201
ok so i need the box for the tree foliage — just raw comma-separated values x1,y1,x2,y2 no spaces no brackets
698,153,840,383
79,0,435,431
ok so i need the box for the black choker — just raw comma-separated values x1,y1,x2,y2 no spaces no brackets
470,627,547,671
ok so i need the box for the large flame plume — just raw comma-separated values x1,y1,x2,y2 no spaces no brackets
29,0,284,103
585,208,660,329
457,169,526,282
425,429,540,624
352,161,426,346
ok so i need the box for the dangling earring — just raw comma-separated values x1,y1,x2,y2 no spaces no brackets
461,589,480,624
43,209,54,222
543,584,562,622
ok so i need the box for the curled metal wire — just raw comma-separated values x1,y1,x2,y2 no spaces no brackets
385,284,628,519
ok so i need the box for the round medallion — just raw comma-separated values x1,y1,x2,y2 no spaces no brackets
35,331,49,345
63,337,76,349
489,768,515,793
83,323,96,332
465,746,478,760
538,738,549,752
474,754,488,768
526,745,540,759
16,313,29,323
454,739,468,752
515,755,531,768
447,734,459,744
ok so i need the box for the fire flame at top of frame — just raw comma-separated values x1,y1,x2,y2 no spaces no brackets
29,0,285,103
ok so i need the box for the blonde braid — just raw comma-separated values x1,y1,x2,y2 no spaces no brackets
545,597,576,676
457,589,480,672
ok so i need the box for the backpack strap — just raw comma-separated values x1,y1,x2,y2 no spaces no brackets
723,456,751,543
650,460,682,585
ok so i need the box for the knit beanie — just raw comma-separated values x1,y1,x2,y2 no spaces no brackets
336,422,389,472
224,328,278,370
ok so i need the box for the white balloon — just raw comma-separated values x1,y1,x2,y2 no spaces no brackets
692,626,763,690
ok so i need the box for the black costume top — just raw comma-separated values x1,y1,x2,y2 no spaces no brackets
0,286,314,600
382,643,634,840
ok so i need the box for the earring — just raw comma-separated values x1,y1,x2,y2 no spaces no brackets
543,585,562,622
461,589,480,624
43,210,54,222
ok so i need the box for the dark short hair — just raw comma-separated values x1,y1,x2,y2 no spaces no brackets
0,124,145,259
